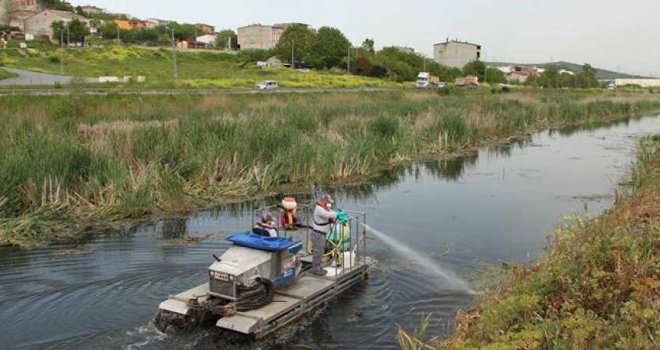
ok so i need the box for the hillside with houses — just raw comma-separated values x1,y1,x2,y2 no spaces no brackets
1,0,658,89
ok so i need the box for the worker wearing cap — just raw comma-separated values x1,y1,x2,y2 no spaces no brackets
310,194,338,276
252,211,279,238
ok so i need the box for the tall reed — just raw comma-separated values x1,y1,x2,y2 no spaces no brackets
1,90,659,246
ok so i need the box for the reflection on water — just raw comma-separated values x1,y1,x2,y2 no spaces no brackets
1,115,660,350
162,219,188,240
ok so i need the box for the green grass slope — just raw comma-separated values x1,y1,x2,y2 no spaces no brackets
0,46,400,88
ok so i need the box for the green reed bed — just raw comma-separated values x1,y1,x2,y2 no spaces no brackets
1,90,659,246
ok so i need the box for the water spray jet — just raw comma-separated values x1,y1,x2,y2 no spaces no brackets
360,223,478,295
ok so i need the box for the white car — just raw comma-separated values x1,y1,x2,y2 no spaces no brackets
257,80,279,90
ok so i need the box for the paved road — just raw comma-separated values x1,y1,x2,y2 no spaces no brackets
0,68,99,86
0,86,396,96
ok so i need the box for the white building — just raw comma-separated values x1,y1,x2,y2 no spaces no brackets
24,10,89,40
433,40,482,69
196,34,216,46
145,18,171,28
80,5,104,14
615,79,660,88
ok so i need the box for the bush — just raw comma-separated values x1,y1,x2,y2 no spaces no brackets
369,115,400,138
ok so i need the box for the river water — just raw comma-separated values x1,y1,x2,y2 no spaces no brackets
1,115,659,349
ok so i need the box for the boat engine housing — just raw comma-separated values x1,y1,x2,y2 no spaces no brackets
208,245,300,301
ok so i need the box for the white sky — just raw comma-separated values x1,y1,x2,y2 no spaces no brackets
70,0,660,77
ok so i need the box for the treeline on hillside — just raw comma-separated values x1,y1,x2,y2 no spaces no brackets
268,23,462,82
39,0,74,12
525,64,601,89
49,17,468,82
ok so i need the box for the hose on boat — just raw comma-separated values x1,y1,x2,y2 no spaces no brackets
204,278,274,316
235,278,274,311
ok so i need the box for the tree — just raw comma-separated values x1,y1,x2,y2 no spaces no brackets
580,63,598,88
39,0,74,12
311,26,350,69
274,24,315,66
160,22,196,41
351,54,387,77
538,65,560,88
462,60,486,81
215,29,237,50
370,47,418,81
133,28,159,43
52,19,89,45
362,38,375,53
98,21,118,39
485,67,506,84
238,49,273,63
558,72,576,88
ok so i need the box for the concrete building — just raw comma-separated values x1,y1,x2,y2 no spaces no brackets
24,10,89,40
145,18,171,27
195,23,214,35
237,23,312,50
237,24,285,50
0,0,41,25
506,66,539,83
7,9,36,30
144,18,166,28
80,5,104,14
115,19,153,31
265,56,284,68
433,39,481,69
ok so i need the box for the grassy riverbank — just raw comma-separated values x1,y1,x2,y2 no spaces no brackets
399,135,660,349
1,90,660,247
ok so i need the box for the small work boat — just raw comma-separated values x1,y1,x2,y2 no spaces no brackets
155,200,369,339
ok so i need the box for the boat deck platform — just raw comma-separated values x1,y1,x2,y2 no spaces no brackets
158,258,369,339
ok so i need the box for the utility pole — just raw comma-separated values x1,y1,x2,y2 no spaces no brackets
291,40,295,69
116,25,120,44
347,46,350,74
483,51,487,83
171,29,178,80
60,29,64,75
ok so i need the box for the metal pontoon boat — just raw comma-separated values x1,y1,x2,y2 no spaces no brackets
155,201,369,339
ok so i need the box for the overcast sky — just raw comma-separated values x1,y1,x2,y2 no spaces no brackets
70,0,659,77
